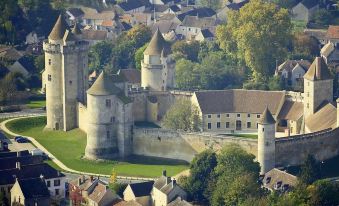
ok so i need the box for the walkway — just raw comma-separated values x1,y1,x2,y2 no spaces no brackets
0,116,154,181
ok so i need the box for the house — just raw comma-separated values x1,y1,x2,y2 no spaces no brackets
118,69,141,90
191,89,286,132
262,168,297,193
8,56,37,77
66,8,85,24
151,0,178,6
82,30,109,45
117,0,148,14
291,0,319,22
177,7,217,22
0,46,23,62
11,177,51,206
0,163,66,200
69,175,97,205
275,59,311,90
152,20,179,40
217,0,249,22
151,171,187,206
82,8,117,30
167,197,193,206
195,28,214,42
25,31,39,44
121,12,153,26
325,25,339,45
100,16,126,40
87,180,119,206
123,181,154,205
321,42,339,69
176,16,216,40
277,100,304,135
0,155,43,170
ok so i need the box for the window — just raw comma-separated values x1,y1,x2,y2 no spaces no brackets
237,114,240,117
226,122,230,128
207,115,211,118
217,114,220,118
247,122,251,128
226,114,229,117
69,80,72,85
106,131,110,139
217,122,220,128
207,123,211,129
247,114,250,118
46,181,51,187
257,123,258,128
54,179,60,186
262,128,265,132
55,189,59,195
48,59,51,65
106,99,111,108
48,74,51,81
257,114,260,118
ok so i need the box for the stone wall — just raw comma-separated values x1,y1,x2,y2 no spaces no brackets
275,128,339,166
77,102,87,133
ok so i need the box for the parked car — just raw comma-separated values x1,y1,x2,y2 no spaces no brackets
14,136,23,141
16,137,30,143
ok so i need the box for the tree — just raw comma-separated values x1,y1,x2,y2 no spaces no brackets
307,180,339,206
312,9,333,26
0,72,19,104
162,99,201,131
124,25,152,48
210,144,261,206
272,0,298,8
89,41,114,72
34,54,45,73
172,40,201,62
184,150,217,203
216,0,292,80
299,155,321,185
175,59,200,90
196,0,222,11
134,43,148,70
292,33,320,60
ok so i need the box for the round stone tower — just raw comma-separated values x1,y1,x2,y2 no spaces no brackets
257,107,276,175
43,15,89,131
141,29,175,91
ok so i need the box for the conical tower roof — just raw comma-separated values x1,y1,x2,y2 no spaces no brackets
304,57,332,81
72,22,82,35
87,71,121,96
49,14,69,40
258,106,276,124
144,29,170,56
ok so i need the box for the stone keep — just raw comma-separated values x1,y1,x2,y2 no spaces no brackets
43,16,89,131
85,72,133,159
258,107,276,175
141,29,175,91
303,57,333,118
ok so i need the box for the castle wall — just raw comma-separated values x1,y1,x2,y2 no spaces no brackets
275,127,339,166
77,102,87,133
131,92,147,122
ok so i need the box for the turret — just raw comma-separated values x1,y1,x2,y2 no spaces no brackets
43,14,89,131
85,72,133,159
303,57,333,119
141,29,175,91
257,107,276,175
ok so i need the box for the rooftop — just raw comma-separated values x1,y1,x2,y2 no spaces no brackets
128,181,154,197
303,57,332,81
17,178,50,199
49,14,69,40
144,29,170,56
326,25,339,39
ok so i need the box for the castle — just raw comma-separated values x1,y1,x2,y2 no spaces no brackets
44,16,339,173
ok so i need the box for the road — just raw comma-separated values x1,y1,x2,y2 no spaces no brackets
0,108,45,119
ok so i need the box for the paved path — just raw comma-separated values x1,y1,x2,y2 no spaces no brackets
0,108,45,119
0,116,154,181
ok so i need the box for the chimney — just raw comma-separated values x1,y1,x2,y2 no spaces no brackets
162,170,167,177
171,179,176,188
16,162,21,170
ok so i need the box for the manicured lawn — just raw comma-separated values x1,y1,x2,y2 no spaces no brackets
6,117,188,177
26,100,46,109
220,133,258,139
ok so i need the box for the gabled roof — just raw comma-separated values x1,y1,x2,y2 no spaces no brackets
300,0,319,9
258,106,276,124
83,10,116,20
128,181,154,197
169,5,181,12
17,178,50,199
118,69,141,84
277,101,304,121
49,14,69,40
0,150,29,158
152,20,178,34
144,29,170,56
118,0,147,11
306,102,337,132
87,72,122,96
277,59,311,73
200,29,214,38
177,7,216,21
320,42,335,58
303,57,332,81
182,16,216,28
326,25,339,39
0,47,23,61
194,89,285,115
263,168,297,191
226,0,249,10
0,155,44,170
167,197,193,206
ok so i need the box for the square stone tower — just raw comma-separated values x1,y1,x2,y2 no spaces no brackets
43,16,89,131
303,57,333,119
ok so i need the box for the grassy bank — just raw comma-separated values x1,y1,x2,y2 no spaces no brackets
6,117,188,177
26,100,46,109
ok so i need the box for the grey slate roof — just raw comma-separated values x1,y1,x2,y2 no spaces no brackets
177,7,216,21
118,0,148,11
277,101,304,121
263,168,297,192
0,155,44,170
144,29,170,56
18,178,50,199
49,14,69,40
0,150,29,158
87,72,122,96
300,0,319,9
306,102,337,132
182,16,216,28
129,181,154,197
303,57,332,81
277,59,311,73
258,107,276,124
194,89,285,115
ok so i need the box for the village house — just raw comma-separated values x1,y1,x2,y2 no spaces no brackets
275,59,311,90
304,29,328,46
10,177,51,206
118,69,141,90
291,0,319,22
123,181,154,205
117,0,148,14
82,30,109,45
176,16,216,40
8,56,37,78
121,12,153,26
326,25,339,45
82,8,117,30
66,8,85,25
262,168,297,193
195,28,215,42
321,42,339,68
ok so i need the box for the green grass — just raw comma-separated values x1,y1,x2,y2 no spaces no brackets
6,117,188,177
26,100,46,109
220,133,258,139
